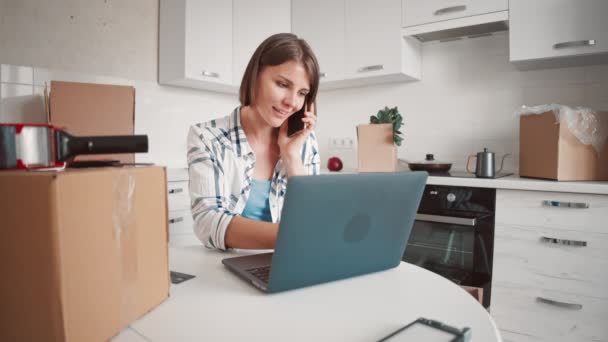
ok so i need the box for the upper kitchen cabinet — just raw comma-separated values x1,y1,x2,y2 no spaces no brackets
510,0,608,70
232,0,291,85
402,0,507,27
159,0,234,93
401,0,508,42
292,0,420,90
346,0,421,83
291,0,346,83
159,0,290,93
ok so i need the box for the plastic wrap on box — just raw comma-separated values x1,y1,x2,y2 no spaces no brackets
516,104,608,155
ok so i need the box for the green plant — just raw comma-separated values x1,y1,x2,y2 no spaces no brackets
369,106,404,146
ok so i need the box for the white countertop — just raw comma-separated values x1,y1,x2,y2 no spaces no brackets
170,166,608,194
321,168,608,195
426,174,608,195
114,246,501,342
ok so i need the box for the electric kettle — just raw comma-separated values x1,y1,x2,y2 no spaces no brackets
466,148,510,178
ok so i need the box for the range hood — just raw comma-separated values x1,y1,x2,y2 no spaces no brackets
402,11,509,43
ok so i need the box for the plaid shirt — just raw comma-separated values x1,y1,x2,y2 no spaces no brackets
187,106,321,250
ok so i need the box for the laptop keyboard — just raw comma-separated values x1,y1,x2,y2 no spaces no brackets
246,266,271,283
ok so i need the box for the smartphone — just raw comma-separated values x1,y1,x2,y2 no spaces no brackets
378,318,471,342
287,100,308,137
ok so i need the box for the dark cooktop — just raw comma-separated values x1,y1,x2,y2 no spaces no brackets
428,171,514,179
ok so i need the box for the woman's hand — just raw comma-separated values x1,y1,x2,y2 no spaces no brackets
278,102,317,176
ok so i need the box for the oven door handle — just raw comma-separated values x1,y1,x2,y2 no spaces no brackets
415,213,477,227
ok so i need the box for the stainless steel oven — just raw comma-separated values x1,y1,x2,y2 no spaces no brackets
402,185,495,308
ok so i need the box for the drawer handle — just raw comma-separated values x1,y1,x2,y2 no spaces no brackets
434,5,467,16
320,72,327,78
540,236,587,247
169,188,184,194
357,64,384,73
201,70,220,78
536,297,583,310
169,217,184,224
553,39,596,50
415,213,476,227
542,200,589,209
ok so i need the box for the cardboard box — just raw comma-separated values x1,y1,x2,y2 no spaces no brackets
50,81,136,164
519,111,608,181
461,286,483,305
0,166,169,341
357,123,397,172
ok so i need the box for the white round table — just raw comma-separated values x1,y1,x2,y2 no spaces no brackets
115,246,501,341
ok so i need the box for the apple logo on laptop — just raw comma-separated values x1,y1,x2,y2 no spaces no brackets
343,213,371,243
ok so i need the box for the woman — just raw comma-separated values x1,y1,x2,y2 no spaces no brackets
187,33,321,251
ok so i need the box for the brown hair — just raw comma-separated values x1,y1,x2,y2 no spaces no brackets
239,33,320,112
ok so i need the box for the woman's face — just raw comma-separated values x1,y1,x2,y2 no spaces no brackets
252,59,311,128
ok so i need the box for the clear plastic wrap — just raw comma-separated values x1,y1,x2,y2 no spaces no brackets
516,104,608,155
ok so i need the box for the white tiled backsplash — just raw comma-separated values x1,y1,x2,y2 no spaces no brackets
1,33,607,170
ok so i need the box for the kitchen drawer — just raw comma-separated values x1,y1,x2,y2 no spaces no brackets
169,234,200,247
168,209,194,235
402,0,507,27
491,283,608,342
494,223,608,298
167,180,190,211
168,210,199,247
167,167,189,182
496,189,608,233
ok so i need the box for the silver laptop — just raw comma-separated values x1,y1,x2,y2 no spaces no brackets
222,171,428,293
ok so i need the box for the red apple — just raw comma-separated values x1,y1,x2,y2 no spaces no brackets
327,156,343,172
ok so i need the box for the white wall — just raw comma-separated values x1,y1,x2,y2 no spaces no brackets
1,1,607,171
0,63,238,167
0,0,158,82
319,33,608,171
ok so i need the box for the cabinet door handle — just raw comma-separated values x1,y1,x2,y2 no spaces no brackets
320,72,327,78
415,213,476,227
553,39,596,50
169,217,184,224
357,64,384,73
542,200,589,209
536,297,583,310
434,5,467,16
169,188,183,194
540,236,587,247
201,70,220,78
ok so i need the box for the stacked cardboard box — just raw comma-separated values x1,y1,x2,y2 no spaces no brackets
0,166,169,341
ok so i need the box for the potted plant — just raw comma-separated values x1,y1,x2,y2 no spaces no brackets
357,106,404,172
369,106,404,146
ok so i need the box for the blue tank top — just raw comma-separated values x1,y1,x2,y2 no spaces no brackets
241,179,272,222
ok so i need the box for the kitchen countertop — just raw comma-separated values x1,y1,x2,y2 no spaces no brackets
321,168,608,195
426,174,608,195
171,166,608,195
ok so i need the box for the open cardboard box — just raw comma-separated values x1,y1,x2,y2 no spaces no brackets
461,286,483,305
519,111,608,181
49,81,136,164
357,123,398,172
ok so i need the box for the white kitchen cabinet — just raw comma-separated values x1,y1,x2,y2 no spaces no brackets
232,0,291,86
510,0,608,70
402,0,507,27
167,168,200,247
345,0,402,80
491,189,608,341
291,0,346,83
291,0,420,90
160,0,290,93
159,0,234,93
